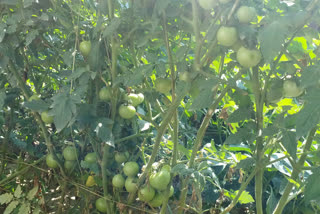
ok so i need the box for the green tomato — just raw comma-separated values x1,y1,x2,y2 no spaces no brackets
41,111,54,124
125,177,138,193
63,146,78,161
29,94,40,101
161,165,171,173
46,153,59,168
136,93,144,104
119,105,136,119
148,193,164,207
198,0,218,9
155,78,172,94
115,152,129,164
217,26,238,47
79,41,91,57
99,87,112,101
236,46,261,68
95,198,108,213
112,174,125,188
64,160,77,171
127,94,140,107
283,80,304,98
84,152,97,163
138,185,156,202
149,170,171,191
236,6,256,24
123,162,139,177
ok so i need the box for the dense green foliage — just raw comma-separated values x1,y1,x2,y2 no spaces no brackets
0,0,320,213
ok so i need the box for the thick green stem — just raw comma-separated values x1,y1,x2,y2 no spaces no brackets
272,127,317,214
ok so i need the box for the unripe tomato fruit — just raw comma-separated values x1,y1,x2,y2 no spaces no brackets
236,6,256,24
125,177,138,193
148,193,164,207
283,80,304,98
161,165,171,172
127,94,140,107
86,175,96,187
154,78,172,94
123,162,139,177
198,0,218,9
95,198,108,213
41,111,54,124
84,152,97,163
64,160,76,171
46,153,59,168
138,185,156,202
63,146,78,161
29,94,40,101
236,47,261,68
79,41,91,57
99,87,112,101
115,152,129,164
136,93,145,104
149,170,171,191
119,105,136,119
217,26,238,47
112,174,125,188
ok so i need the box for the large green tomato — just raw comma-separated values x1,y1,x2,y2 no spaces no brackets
84,152,97,163
138,185,156,202
127,94,141,107
115,152,129,164
198,0,218,9
155,78,172,94
236,6,256,24
217,26,238,47
125,177,138,193
148,193,164,207
283,80,304,98
149,170,171,191
123,162,139,177
46,153,59,168
79,41,91,57
64,160,77,172
119,105,136,119
41,111,54,124
136,93,145,104
236,46,261,68
112,174,125,188
63,146,78,161
99,87,112,101
95,198,108,213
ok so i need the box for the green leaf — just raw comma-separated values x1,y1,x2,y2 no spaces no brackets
227,106,253,123
24,100,50,112
102,18,121,38
0,0,18,5
0,193,13,205
51,92,81,132
0,91,5,109
258,20,289,63
80,160,100,175
25,29,39,46
0,23,6,43
4,200,19,214
18,202,30,214
14,185,22,199
266,187,277,214
281,131,297,159
23,0,35,8
236,190,255,204
27,186,38,201
300,65,320,89
116,64,153,86
235,158,255,170
296,88,320,137
94,118,114,147
304,167,320,204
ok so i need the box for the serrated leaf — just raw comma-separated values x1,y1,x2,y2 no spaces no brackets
102,18,121,38
304,167,320,204
14,185,22,198
67,67,88,81
236,190,255,204
224,127,254,145
300,65,320,89
0,193,13,205
32,206,41,214
281,131,297,159
24,99,50,112
296,88,320,137
228,107,253,123
18,202,30,214
25,30,39,46
4,200,19,214
116,64,153,86
94,118,114,146
235,158,255,170
80,160,100,175
0,23,6,43
27,186,38,201
51,92,81,132
259,20,289,63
